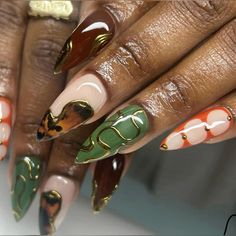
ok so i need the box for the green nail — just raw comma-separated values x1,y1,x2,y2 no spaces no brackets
11,156,42,221
76,105,149,164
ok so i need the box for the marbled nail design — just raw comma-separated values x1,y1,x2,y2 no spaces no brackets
161,106,233,150
76,105,149,164
54,9,115,74
37,74,106,141
92,154,125,213
11,156,42,221
39,175,77,235
0,97,12,160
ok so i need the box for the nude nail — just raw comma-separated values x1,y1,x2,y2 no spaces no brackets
37,73,107,141
160,106,233,150
39,175,77,235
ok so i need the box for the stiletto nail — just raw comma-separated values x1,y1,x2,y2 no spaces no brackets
76,105,149,164
92,154,125,213
37,73,106,141
0,97,12,160
54,9,115,74
39,175,76,235
11,156,42,221
160,106,233,150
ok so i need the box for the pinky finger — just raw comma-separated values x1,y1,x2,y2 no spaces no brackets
160,91,236,151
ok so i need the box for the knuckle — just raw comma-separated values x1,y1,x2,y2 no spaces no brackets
0,1,26,29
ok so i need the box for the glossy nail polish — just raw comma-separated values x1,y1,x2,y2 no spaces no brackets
37,73,106,141
76,105,149,164
92,154,125,213
160,106,233,150
11,156,42,221
0,97,12,160
39,175,76,235
54,9,115,73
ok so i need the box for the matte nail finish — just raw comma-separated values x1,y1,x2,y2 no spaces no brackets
39,175,77,235
76,105,149,164
37,74,106,141
0,97,12,160
161,106,233,150
11,156,42,221
92,154,125,213
54,9,115,73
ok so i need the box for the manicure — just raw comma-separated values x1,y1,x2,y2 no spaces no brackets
92,154,125,213
76,105,149,164
54,9,115,74
39,175,77,235
160,106,233,150
37,73,107,141
0,97,12,160
11,156,42,221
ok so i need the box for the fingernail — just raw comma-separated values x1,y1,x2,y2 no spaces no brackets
37,73,106,141
11,156,42,221
0,97,12,160
39,175,77,235
160,106,233,150
76,105,149,164
54,9,115,74
92,154,125,213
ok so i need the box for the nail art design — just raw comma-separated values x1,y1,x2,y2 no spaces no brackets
92,154,125,213
39,191,62,235
39,175,77,235
54,9,115,73
76,105,149,164
38,74,106,141
0,97,12,160
11,156,42,221
161,106,233,150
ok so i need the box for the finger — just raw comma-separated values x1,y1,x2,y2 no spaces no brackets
38,1,236,141
75,18,236,163
38,122,100,235
54,0,157,73
10,9,78,221
0,1,28,160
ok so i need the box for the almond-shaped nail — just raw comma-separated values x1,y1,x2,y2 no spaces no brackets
76,105,149,164
92,154,125,213
54,9,115,74
160,106,233,150
37,73,107,141
11,156,42,221
39,175,77,235
0,97,12,160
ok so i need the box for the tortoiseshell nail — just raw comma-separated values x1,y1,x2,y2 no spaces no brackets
54,9,115,74
92,154,125,213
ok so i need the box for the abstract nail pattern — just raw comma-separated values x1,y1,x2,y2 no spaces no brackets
11,156,42,221
37,100,93,141
39,190,62,235
161,106,233,150
92,154,125,212
0,97,12,160
54,9,115,73
76,105,149,164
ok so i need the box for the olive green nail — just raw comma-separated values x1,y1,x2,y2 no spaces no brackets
11,156,42,221
75,105,149,164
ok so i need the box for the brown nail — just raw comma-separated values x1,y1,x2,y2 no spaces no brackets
92,154,125,213
54,9,115,74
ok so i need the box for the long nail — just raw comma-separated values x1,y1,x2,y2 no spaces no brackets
39,175,77,235
37,73,106,141
160,106,233,150
11,156,42,221
92,154,125,213
0,97,12,160
76,105,149,164
54,9,115,74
